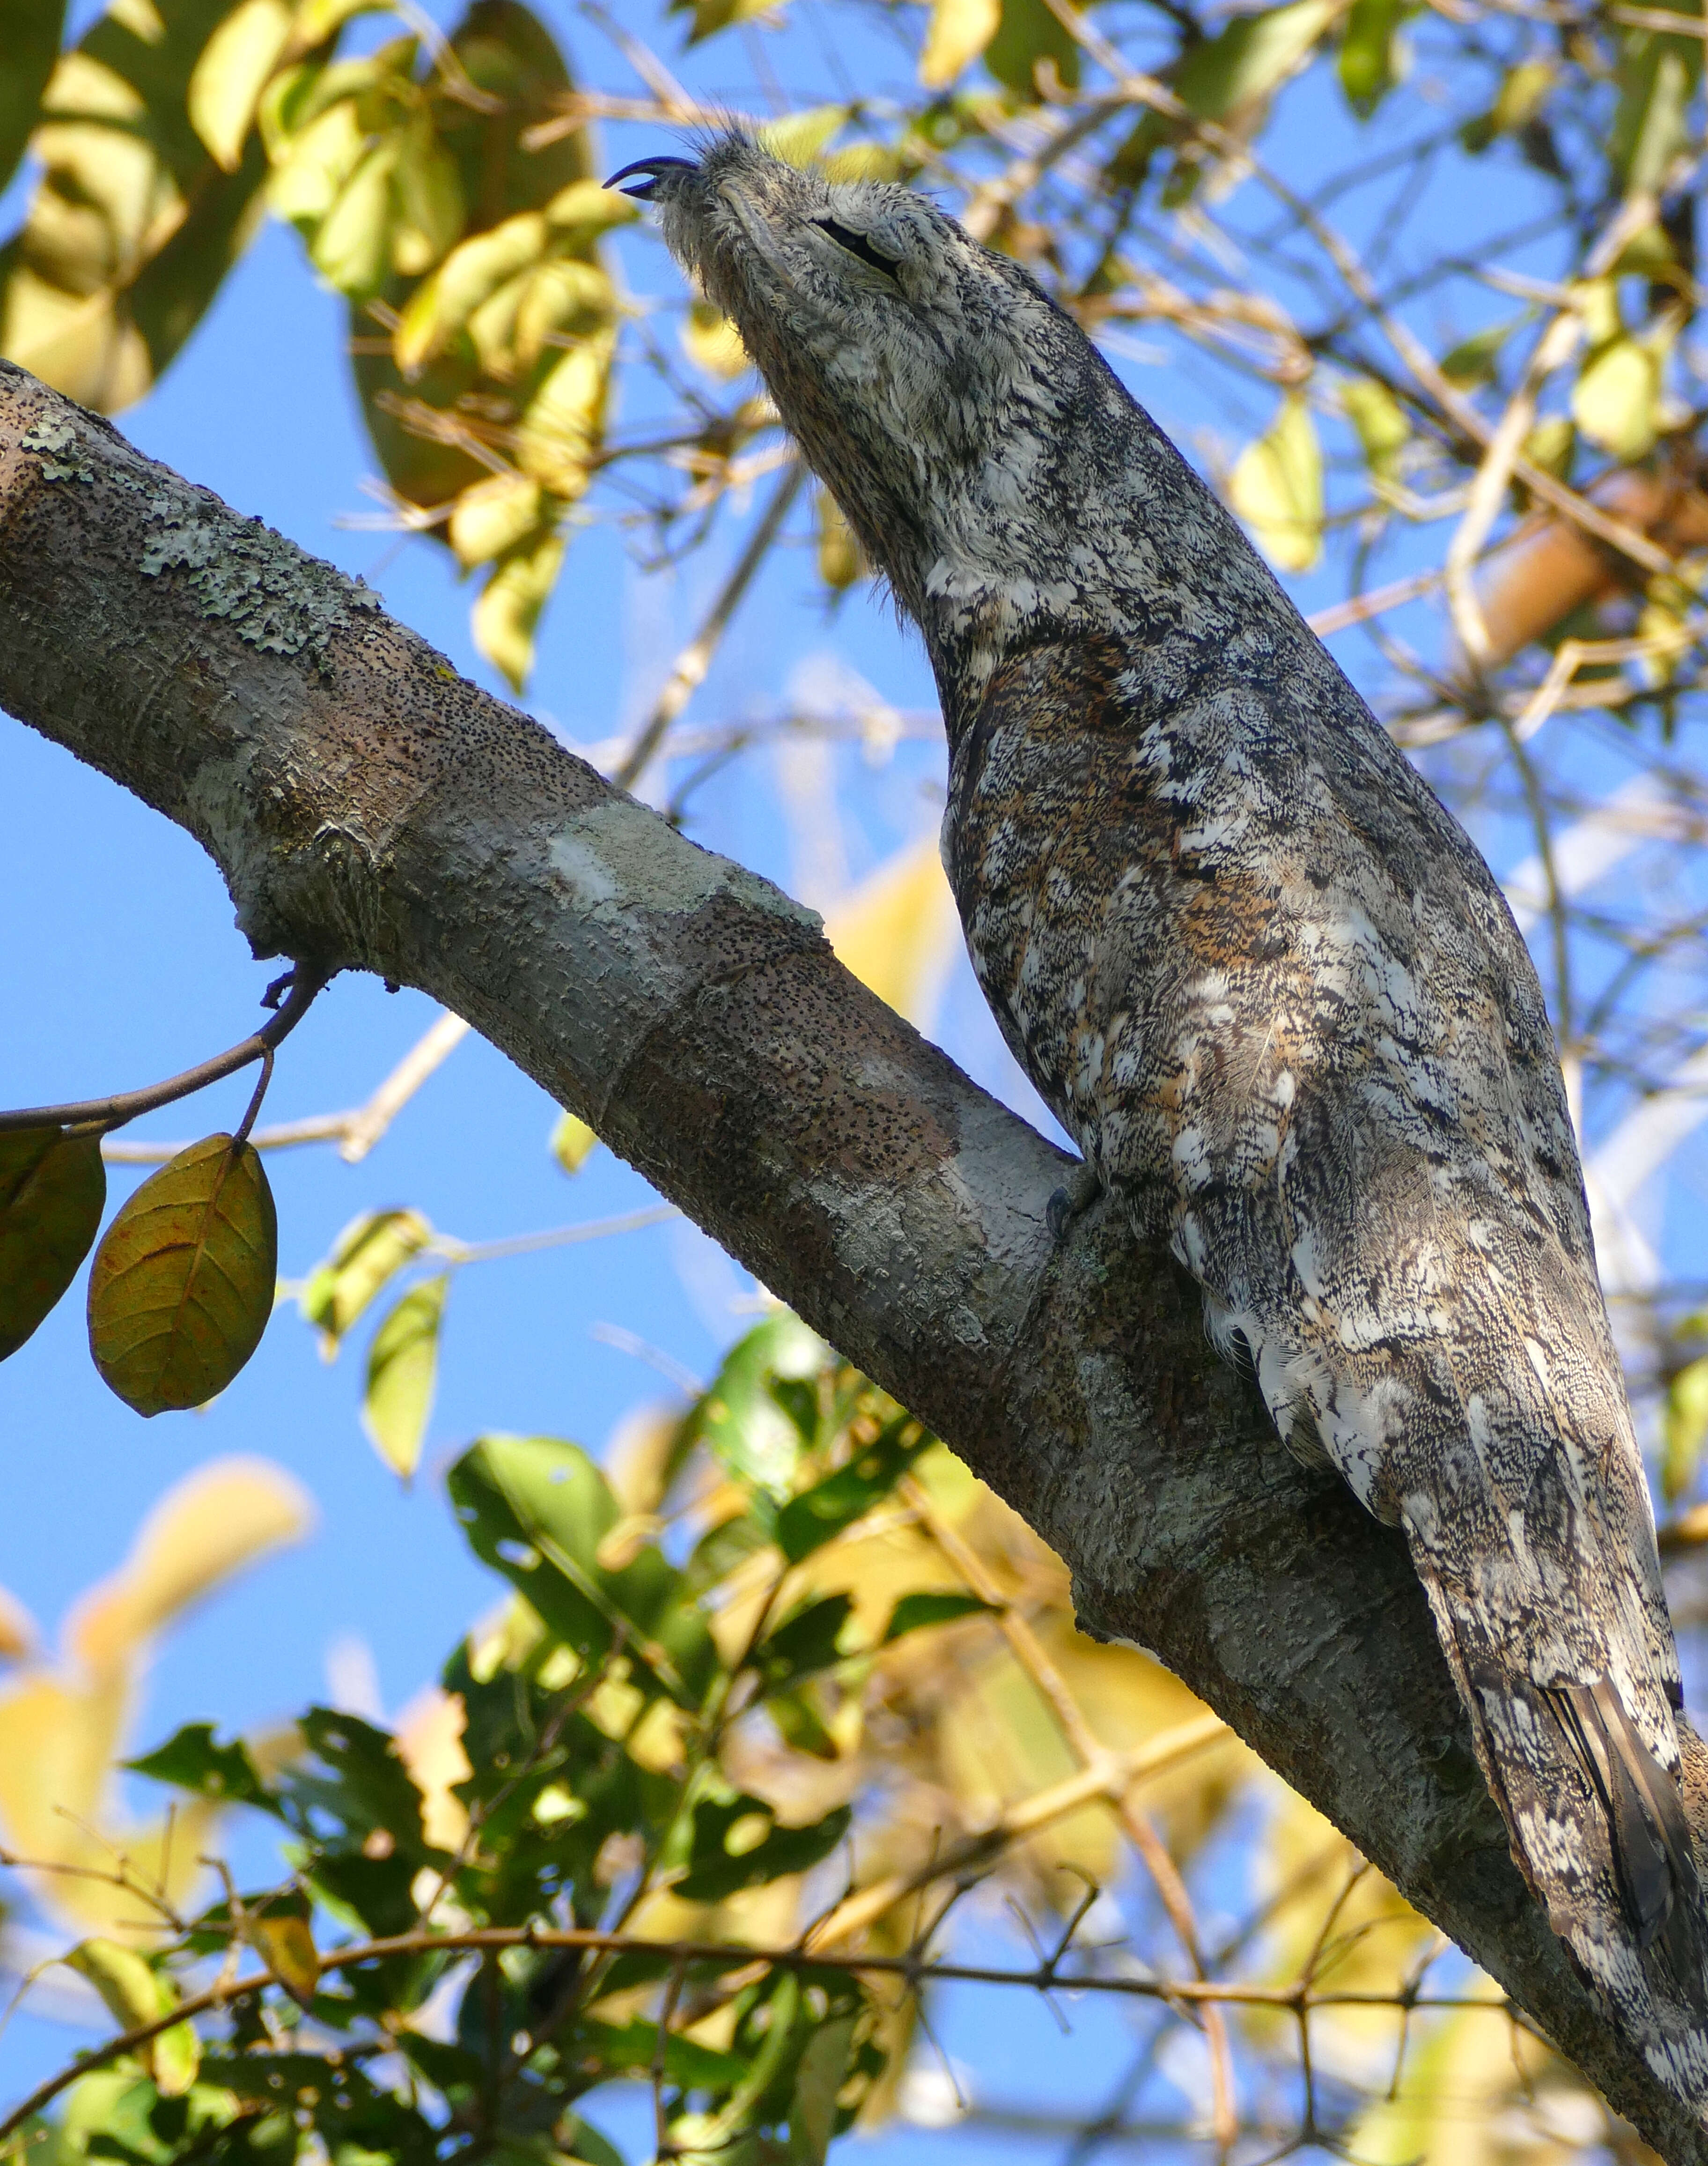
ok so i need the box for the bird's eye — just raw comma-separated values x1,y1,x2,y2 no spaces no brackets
814,217,902,281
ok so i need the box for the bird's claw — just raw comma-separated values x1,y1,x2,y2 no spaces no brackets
1047,1161,1102,1242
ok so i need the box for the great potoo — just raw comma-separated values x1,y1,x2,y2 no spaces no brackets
609,133,1708,2107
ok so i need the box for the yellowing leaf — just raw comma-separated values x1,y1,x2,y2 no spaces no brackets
299,1206,434,1355
87,1135,278,1417
393,210,547,376
390,125,464,277
1341,376,1408,481
248,1912,319,2008
756,103,848,168
0,1126,106,1360
682,299,750,381
65,1941,199,2093
1573,333,1663,461
1665,1355,1708,1501
310,138,398,296
188,0,293,172
67,1456,315,1673
393,1684,472,1850
1176,0,1337,118
815,486,867,593
448,472,543,569
920,0,1001,86
550,1110,600,1175
362,1274,448,1480
824,836,963,1032
1229,394,1322,573
472,525,565,691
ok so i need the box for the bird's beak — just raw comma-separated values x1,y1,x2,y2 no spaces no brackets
604,156,696,202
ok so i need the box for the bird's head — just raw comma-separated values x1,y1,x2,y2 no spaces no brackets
607,134,1102,636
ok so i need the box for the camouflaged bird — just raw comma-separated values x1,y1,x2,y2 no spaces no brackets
609,133,1708,2105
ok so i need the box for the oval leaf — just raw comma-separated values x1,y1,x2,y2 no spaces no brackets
361,1273,448,1480
88,1135,278,1415
0,1125,106,1360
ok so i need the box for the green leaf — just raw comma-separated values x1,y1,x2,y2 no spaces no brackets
675,1794,852,1903
691,1315,831,1501
450,1434,717,1704
788,2014,856,2166
1176,0,1336,118
881,1589,996,1643
125,1721,276,1812
3,0,280,412
755,1594,854,1694
362,1273,448,1481
984,0,1079,95
299,1205,434,1353
312,138,400,296
1439,313,1527,387
0,0,67,200
774,1420,932,1564
87,1134,277,1415
0,1125,105,1360
1337,0,1408,114
1612,6,1701,194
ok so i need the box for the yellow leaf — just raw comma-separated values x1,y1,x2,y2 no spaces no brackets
472,525,565,692
824,836,963,1032
515,334,610,494
920,0,1001,85
681,299,750,382
448,473,545,569
1340,377,1408,481
0,1672,129,1856
1666,1354,1708,1501
550,1111,600,1175
188,0,293,172
361,1275,448,1481
87,1135,278,1416
67,1456,315,1673
1573,333,1663,461
393,1685,472,1851
756,103,848,168
0,1582,36,1663
1229,393,1323,572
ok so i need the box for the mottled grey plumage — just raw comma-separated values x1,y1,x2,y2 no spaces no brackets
613,134,1708,2102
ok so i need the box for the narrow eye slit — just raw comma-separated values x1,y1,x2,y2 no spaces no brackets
814,217,902,280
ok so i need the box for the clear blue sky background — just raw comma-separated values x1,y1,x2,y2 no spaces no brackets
0,3,1678,2151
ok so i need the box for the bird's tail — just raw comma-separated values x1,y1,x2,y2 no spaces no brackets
1410,1548,1708,2100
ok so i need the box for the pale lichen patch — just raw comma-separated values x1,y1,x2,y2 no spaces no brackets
21,418,95,484
138,495,381,664
550,798,822,931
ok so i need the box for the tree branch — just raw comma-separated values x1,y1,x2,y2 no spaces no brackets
0,360,1699,2161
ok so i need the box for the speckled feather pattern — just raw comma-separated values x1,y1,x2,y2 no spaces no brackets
643,134,1708,2102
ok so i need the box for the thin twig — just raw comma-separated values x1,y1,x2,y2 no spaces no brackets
0,968,328,1138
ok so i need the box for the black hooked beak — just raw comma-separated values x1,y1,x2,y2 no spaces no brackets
604,155,696,202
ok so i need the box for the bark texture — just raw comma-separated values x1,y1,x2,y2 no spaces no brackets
0,358,1700,2159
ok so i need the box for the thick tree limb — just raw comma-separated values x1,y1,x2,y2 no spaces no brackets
0,359,1697,2159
